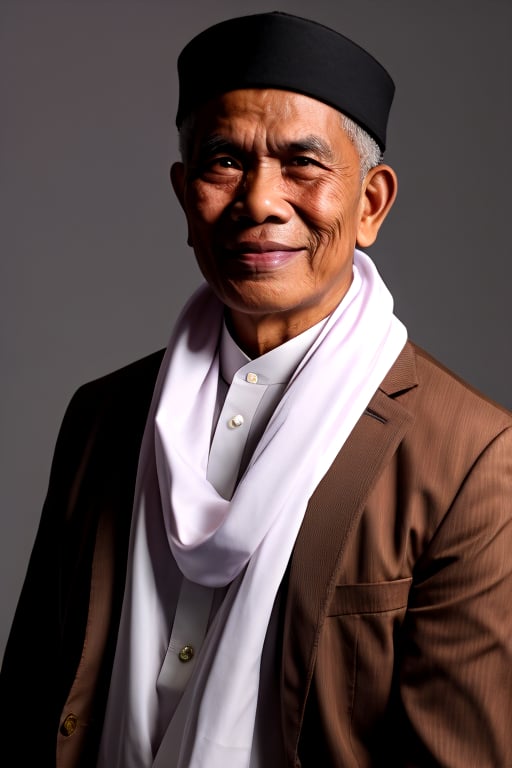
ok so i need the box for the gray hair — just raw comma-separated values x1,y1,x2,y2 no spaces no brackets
178,108,383,181
340,114,383,179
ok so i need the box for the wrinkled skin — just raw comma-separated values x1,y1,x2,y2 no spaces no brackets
171,89,397,356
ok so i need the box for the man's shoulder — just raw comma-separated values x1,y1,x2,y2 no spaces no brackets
73,349,165,407
33,350,167,505
412,341,510,413
80,348,165,391
396,340,512,437
59,349,165,446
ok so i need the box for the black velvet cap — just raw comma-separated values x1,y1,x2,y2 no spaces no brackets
176,11,395,150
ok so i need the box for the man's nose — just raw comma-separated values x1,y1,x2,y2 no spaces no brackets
231,167,292,224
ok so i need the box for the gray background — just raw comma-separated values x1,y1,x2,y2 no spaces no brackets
1,0,511,662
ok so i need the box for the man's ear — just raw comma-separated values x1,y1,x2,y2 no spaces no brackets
170,161,186,209
356,164,398,248
171,161,194,246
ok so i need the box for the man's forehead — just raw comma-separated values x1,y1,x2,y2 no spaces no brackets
176,11,394,151
188,89,346,159
194,88,343,124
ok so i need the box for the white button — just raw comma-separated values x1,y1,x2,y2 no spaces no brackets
246,372,258,384
228,414,244,429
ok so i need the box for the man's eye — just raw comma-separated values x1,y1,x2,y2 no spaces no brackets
196,155,242,180
209,156,240,170
290,156,319,167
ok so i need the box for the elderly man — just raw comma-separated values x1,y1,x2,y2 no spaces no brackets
1,11,512,768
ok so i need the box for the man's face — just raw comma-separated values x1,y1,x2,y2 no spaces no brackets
172,89,382,350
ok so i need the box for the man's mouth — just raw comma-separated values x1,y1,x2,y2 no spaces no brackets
223,241,305,272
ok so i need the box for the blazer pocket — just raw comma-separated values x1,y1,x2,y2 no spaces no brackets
327,577,412,616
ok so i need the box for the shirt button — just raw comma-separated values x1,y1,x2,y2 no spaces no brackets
178,645,195,662
246,372,258,384
228,414,244,429
61,713,78,737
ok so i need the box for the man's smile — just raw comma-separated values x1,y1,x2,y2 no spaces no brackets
222,241,306,271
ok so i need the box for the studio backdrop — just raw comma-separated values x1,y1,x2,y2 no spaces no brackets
1,0,511,661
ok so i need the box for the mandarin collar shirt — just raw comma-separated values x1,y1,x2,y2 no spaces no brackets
209,317,327,498
153,315,327,765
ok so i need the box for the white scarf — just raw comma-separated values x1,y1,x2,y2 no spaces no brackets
98,249,407,768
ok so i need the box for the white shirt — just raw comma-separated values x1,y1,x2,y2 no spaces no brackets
152,317,327,764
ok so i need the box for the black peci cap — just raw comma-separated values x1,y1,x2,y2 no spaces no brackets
176,11,395,150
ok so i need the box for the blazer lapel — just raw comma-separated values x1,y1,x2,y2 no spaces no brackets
280,342,417,763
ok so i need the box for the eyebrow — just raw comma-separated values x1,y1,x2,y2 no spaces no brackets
198,135,236,157
282,136,335,162
196,133,335,162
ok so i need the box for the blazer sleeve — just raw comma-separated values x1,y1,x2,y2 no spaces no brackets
0,384,102,760
397,425,512,767
0,350,162,766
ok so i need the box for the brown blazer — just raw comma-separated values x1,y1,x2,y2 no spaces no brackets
2,341,512,767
